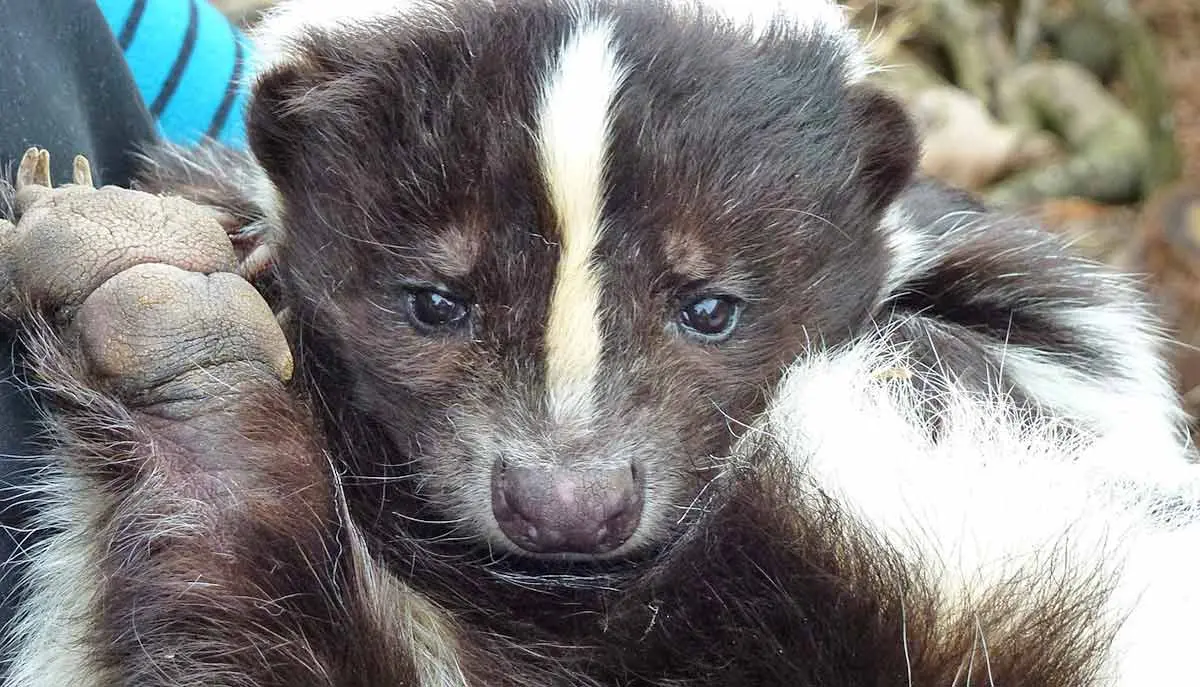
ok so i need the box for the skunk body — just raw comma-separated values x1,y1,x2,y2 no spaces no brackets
3,1,1198,685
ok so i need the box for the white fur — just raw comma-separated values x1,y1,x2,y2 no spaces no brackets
248,0,459,78
982,269,1187,458
247,0,870,81
878,204,936,299
759,323,1200,685
994,330,1186,460
686,0,849,36
4,472,109,687
668,0,869,80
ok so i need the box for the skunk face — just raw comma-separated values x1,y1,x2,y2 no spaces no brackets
245,0,916,559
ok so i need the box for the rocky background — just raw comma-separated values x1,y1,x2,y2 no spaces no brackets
208,0,1200,439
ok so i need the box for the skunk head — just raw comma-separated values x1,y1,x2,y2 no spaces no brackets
243,0,917,560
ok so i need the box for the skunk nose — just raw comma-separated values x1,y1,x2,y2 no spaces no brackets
491,462,642,555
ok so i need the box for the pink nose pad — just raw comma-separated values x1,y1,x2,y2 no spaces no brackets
491,462,643,554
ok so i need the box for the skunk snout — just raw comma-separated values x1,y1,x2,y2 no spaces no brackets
491,460,643,555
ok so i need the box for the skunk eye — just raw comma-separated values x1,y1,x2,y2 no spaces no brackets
405,288,471,331
678,295,741,341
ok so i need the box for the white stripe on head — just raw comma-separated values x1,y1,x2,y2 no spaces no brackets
536,16,628,421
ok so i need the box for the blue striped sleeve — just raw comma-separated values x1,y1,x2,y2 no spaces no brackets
96,0,253,148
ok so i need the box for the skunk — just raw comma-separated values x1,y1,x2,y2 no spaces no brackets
4,1,1197,685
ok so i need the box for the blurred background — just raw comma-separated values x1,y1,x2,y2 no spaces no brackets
208,0,1200,438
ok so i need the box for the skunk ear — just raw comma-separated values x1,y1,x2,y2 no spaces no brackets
843,84,920,215
245,65,312,188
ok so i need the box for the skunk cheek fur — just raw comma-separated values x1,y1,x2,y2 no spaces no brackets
3,1,1198,686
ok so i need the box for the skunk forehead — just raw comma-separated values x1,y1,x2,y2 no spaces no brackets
249,0,870,82
247,0,883,255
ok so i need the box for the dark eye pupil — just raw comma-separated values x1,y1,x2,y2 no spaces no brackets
680,296,736,336
409,289,468,328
